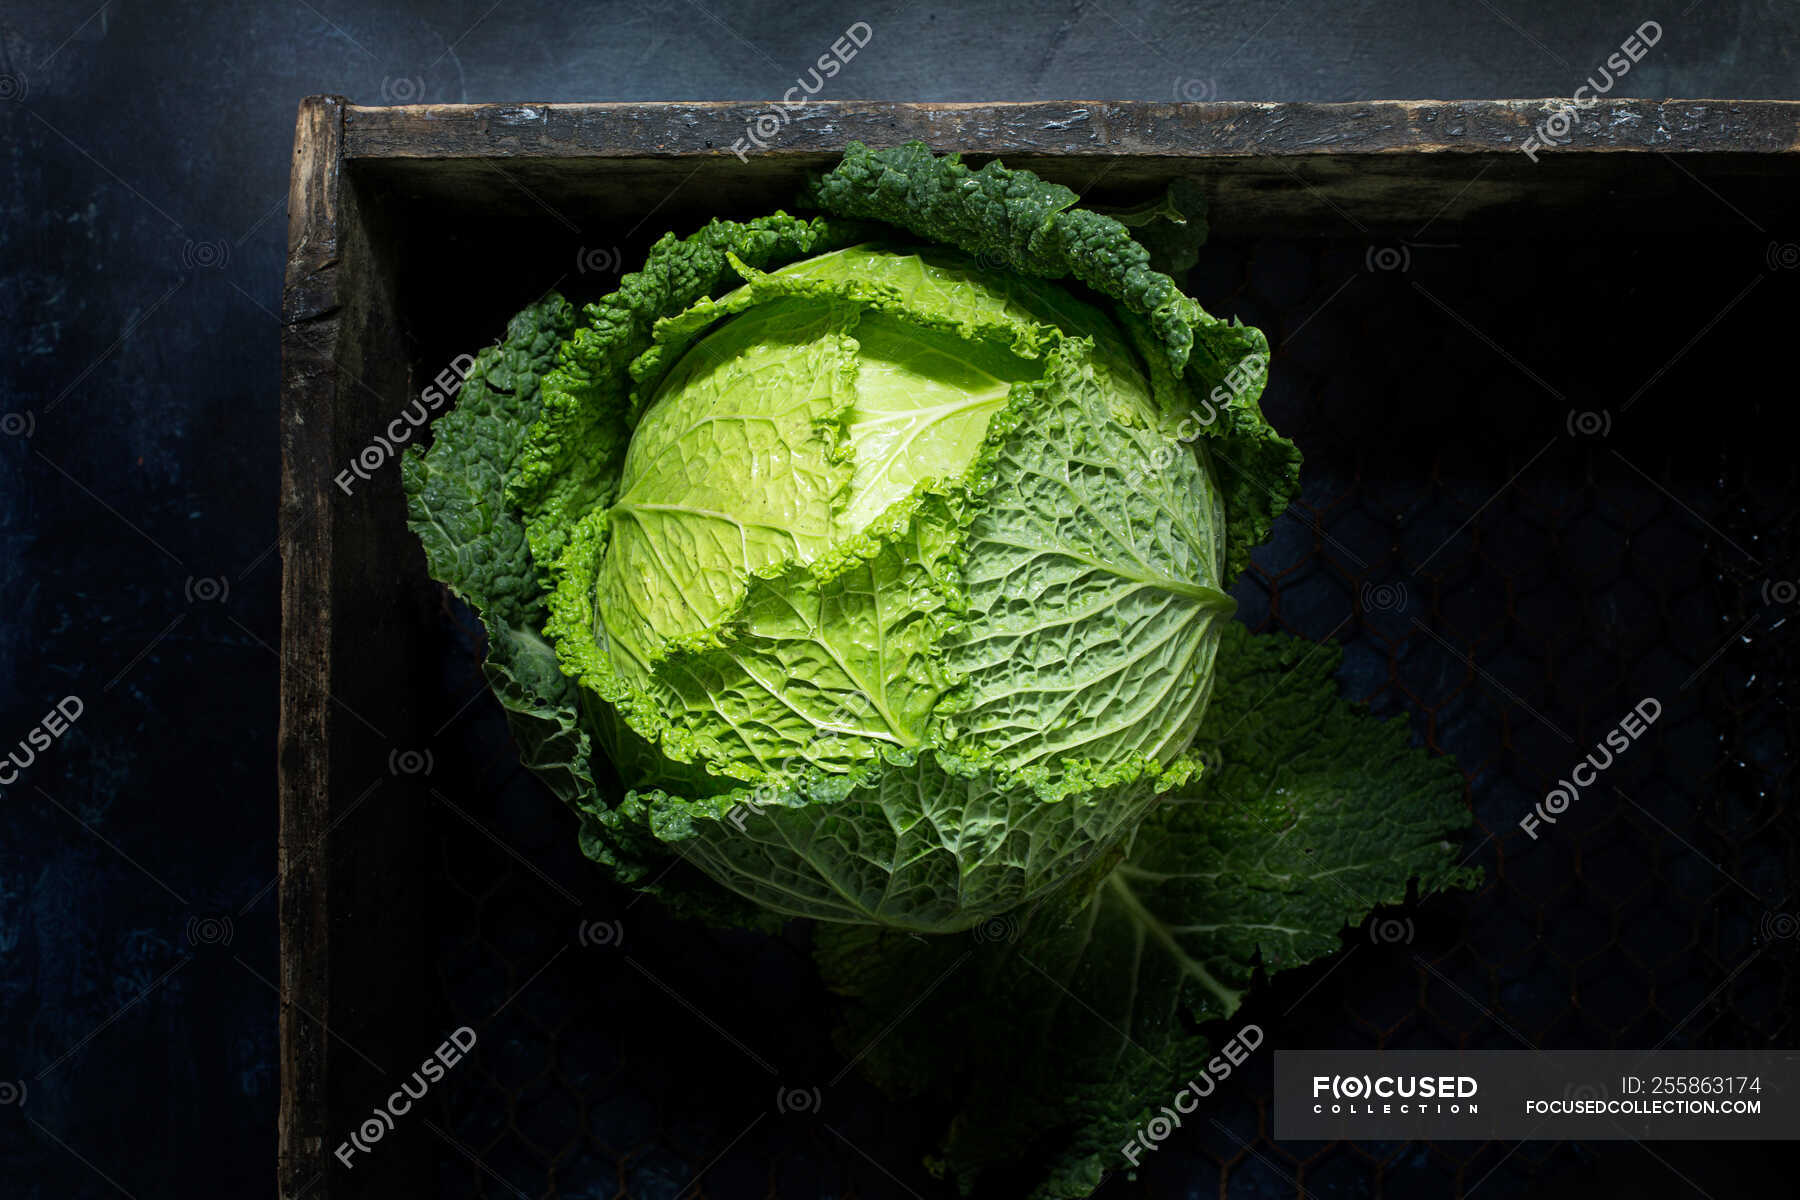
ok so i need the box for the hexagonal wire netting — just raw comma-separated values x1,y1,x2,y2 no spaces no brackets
414,231,1797,1198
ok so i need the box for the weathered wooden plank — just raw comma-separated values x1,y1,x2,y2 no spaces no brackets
333,100,1799,235
280,93,434,1200
278,91,342,1200
341,99,1800,160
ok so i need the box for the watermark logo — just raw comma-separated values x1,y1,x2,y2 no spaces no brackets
731,22,873,160
1522,21,1663,161
185,575,229,603
973,914,1022,944
1121,1024,1264,1166
1566,409,1613,438
335,1026,477,1169
0,1080,24,1106
388,749,434,776
725,694,874,832
0,73,27,102
1311,1072,1478,1110
971,247,1014,273
1194,742,1225,778
380,76,425,104
1766,242,1800,271
1,696,85,798
577,919,623,948
1527,105,1579,155
1365,244,1413,273
186,915,235,947
1367,915,1415,946
1172,76,1217,102
1123,351,1269,490
775,1086,822,1114
1759,911,1799,945
1763,579,1798,606
335,352,478,496
1359,581,1408,614
181,240,229,270
1566,1079,1611,1104
576,245,623,275
1,411,36,438
1520,697,1660,839
726,778,781,833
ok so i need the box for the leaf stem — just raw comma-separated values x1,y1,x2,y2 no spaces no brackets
1104,871,1244,1015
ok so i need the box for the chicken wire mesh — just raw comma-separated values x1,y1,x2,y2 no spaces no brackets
408,230,1798,1199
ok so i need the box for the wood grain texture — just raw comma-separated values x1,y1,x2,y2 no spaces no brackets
334,100,1800,235
278,92,341,1200
280,93,433,1200
340,99,1800,158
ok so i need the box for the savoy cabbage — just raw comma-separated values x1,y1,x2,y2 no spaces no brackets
403,142,1474,1196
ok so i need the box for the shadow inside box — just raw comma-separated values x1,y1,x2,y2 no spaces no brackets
407,232,1796,1199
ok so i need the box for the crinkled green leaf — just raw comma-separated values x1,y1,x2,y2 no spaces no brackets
512,214,868,570
612,746,1189,932
405,297,574,626
1096,177,1212,277
600,296,862,660
806,142,1299,579
817,621,1479,1196
402,298,597,804
402,296,762,925
943,348,1234,773
805,143,1196,370
619,489,966,783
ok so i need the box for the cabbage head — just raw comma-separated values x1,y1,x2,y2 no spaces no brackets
405,143,1300,931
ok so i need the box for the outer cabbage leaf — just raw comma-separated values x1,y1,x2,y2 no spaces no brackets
401,296,764,926
608,488,966,784
1095,177,1212,278
510,214,869,570
805,142,1197,369
402,298,595,806
943,350,1234,774
806,142,1300,579
599,296,861,660
617,747,1191,931
816,621,1479,1196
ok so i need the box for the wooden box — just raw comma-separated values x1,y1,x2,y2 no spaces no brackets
280,98,1799,1199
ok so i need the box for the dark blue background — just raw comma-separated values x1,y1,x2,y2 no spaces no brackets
2,2,1797,1196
